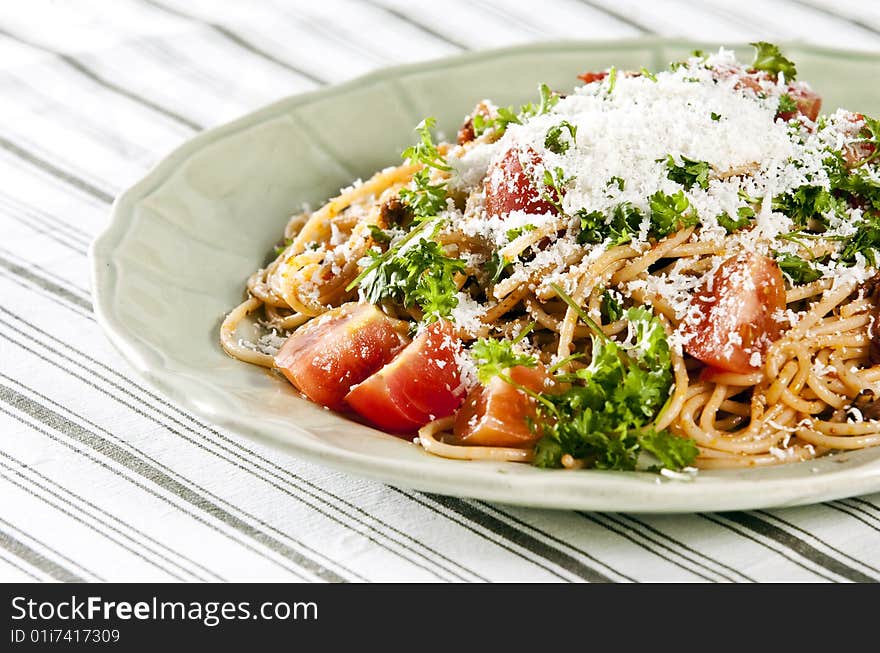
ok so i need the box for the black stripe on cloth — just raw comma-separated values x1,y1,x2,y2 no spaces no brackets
755,509,880,579
0,529,85,583
0,550,44,581
420,493,615,582
0,215,88,257
580,513,718,582
0,451,221,582
589,513,754,582
0,249,91,299
0,193,92,253
0,253,92,315
0,307,471,583
707,512,874,582
360,1,470,50
827,500,880,533
573,0,656,33
0,517,92,582
474,503,636,582
0,27,203,131
700,512,835,581
0,464,190,582
0,400,312,583
0,267,485,582
0,382,345,583
0,137,113,204
138,0,328,85
782,0,880,37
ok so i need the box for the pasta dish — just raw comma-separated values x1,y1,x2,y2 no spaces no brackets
221,43,880,475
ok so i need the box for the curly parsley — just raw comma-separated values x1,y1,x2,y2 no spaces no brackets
532,287,697,472
751,41,797,81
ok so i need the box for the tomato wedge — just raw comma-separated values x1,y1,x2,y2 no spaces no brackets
679,253,786,374
345,321,466,434
274,302,410,411
451,365,553,448
484,146,559,219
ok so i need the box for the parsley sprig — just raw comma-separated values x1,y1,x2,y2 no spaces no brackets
750,41,797,81
473,83,560,137
398,169,447,218
471,324,537,385
532,286,698,472
665,154,711,190
355,228,466,321
544,120,578,154
774,251,822,284
402,117,450,171
648,190,698,237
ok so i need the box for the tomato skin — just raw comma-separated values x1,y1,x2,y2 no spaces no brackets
843,113,877,167
680,253,786,374
274,302,410,411
777,86,822,122
345,321,465,434
451,365,553,448
577,71,608,85
484,146,559,218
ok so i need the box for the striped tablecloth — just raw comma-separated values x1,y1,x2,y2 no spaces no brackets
3,0,880,584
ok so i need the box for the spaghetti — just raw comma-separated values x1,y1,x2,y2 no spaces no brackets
222,44,880,473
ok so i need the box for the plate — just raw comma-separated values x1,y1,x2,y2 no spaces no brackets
91,38,880,513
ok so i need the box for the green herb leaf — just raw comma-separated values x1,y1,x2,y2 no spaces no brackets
710,111,722,121
639,67,657,82
575,202,644,246
648,190,698,237
487,252,512,283
607,176,626,191
471,338,538,385
398,169,447,220
401,117,451,171
273,237,293,256
541,166,573,214
544,120,578,154
356,233,466,321
533,300,693,473
665,154,711,190
839,213,880,267
716,206,754,233
506,224,537,242
774,251,822,284
639,430,699,471
476,84,560,137
750,42,797,81
777,93,798,115
607,66,618,94
367,225,391,245
600,289,623,323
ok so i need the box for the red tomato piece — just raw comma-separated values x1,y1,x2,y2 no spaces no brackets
345,321,466,435
679,253,786,374
777,85,822,122
842,113,877,167
577,71,608,85
274,302,410,411
451,365,553,448
484,146,559,218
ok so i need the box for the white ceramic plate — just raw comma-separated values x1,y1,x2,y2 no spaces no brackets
91,38,880,513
